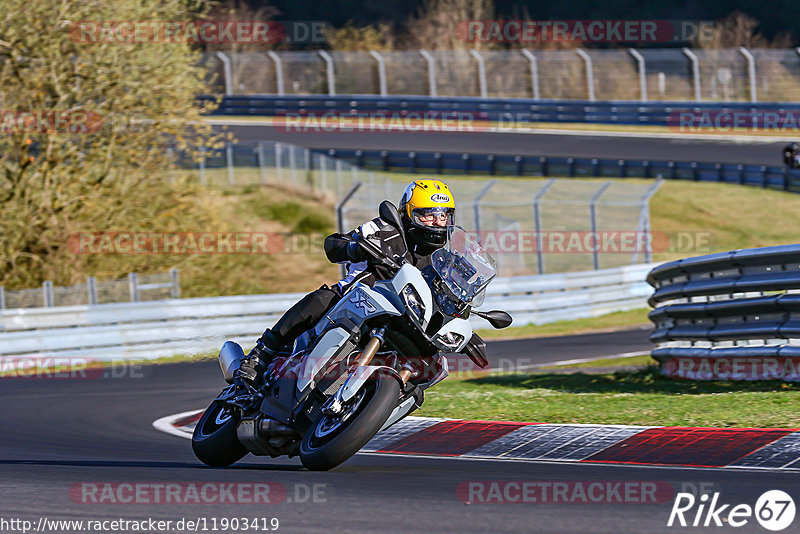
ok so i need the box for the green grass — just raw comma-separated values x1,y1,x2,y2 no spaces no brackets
477,308,650,340
417,367,800,427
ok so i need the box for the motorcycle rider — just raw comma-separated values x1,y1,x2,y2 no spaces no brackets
234,178,462,387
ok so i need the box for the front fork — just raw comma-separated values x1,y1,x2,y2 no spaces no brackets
322,327,411,415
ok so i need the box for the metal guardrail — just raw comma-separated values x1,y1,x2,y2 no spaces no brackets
323,148,800,192
201,94,800,126
647,244,800,381
0,264,654,363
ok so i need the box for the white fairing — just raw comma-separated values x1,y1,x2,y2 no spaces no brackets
297,327,351,392
433,316,472,352
382,263,434,326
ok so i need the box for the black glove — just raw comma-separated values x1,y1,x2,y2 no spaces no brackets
346,240,368,262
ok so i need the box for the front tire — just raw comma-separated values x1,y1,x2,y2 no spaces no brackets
300,372,400,471
192,401,248,467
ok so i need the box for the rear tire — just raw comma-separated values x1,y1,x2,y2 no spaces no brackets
300,372,400,471
192,401,248,467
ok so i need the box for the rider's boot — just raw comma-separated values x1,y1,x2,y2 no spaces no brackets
233,329,282,387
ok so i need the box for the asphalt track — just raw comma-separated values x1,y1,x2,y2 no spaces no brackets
1,329,795,534
216,123,789,166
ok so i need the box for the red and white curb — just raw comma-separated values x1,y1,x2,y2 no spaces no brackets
154,411,800,471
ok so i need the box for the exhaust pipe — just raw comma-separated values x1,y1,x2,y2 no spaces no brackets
218,341,245,384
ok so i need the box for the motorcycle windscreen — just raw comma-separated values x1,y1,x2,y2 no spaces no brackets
431,225,497,307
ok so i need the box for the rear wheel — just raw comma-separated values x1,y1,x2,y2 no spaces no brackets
300,372,400,471
192,401,248,467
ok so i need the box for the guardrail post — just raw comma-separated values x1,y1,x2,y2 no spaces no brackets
409,151,417,173
381,150,389,171
226,143,235,185
576,49,596,101
618,159,627,178
682,48,701,102
668,161,676,180
761,165,768,188
532,178,556,274
540,156,548,176
715,162,723,182
469,49,488,98
591,158,600,177
643,160,651,178
434,152,442,174
87,276,98,305
462,153,470,173
419,50,437,97
567,157,575,177
128,273,139,303
335,158,343,198
215,51,233,96
267,50,285,95
289,145,297,185
275,142,283,183
0,286,5,310
739,47,757,103
691,161,699,181
369,50,388,96
738,164,745,184
317,50,336,96
472,179,497,240
170,268,180,299
336,182,362,278
42,281,54,307
628,49,647,101
514,155,523,176
520,49,540,99
589,181,612,270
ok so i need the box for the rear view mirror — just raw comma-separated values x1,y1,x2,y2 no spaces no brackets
379,200,407,248
473,309,513,329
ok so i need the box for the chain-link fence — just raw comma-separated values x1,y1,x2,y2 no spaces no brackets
1,270,179,310
170,140,660,276
205,48,800,102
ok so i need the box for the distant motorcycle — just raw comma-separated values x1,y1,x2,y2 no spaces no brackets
783,142,800,168
191,201,512,471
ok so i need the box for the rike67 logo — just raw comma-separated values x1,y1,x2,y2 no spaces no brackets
668,490,795,531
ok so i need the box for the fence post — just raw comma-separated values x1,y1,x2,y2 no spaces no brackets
215,51,233,96
198,146,207,185
317,50,336,96
226,143,235,185
589,181,612,270
275,142,283,183
335,158,343,198
469,49,488,98
739,47,757,103
419,50,437,97
0,286,4,310
257,141,267,184
520,49,540,99
87,276,98,305
170,268,180,299
682,48,701,102
576,49,596,101
267,50,285,95
631,178,663,264
289,146,297,186
319,154,328,193
128,273,139,303
628,49,647,101
532,178,556,274
472,180,496,241
336,182,362,278
369,50,388,96
42,281,54,307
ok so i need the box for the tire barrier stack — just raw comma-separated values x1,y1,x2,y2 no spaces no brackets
647,245,800,381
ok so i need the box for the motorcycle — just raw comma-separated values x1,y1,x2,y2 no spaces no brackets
191,201,512,471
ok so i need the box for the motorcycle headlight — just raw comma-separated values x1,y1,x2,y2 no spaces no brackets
436,331,464,350
402,284,426,323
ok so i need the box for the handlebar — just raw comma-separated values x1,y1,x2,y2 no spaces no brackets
351,233,405,272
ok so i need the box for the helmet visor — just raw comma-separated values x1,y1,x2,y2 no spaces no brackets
411,207,454,228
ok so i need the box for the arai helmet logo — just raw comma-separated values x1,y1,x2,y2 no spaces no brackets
431,193,450,203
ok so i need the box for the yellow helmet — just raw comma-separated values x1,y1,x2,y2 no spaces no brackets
398,179,456,248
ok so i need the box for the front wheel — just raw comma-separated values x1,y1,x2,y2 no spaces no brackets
192,401,248,467
300,372,400,471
